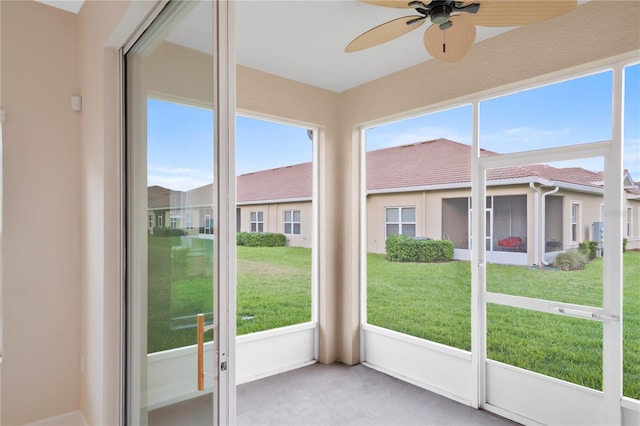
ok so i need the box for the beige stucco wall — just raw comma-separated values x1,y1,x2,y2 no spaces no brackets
239,202,313,248
367,185,540,264
0,1,82,424
627,201,640,250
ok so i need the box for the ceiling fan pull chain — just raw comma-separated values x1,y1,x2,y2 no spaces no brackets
443,26,446,53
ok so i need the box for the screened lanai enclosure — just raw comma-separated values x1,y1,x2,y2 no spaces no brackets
122,1,640,425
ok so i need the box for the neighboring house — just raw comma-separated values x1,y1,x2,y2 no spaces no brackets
149,138,640,265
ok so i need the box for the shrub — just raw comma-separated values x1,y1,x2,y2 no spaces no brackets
553,249,588,271
153,227,186,237
578,240,598,260
385,235,454,263
623,238,628,253
236,232,286,247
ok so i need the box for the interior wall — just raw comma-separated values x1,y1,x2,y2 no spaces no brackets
0,2,81,424
77,1,137,424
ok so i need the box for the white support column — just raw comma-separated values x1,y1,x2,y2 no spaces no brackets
603,64,625,426
213,1,236,425
359,127,368,362
470,100,486,409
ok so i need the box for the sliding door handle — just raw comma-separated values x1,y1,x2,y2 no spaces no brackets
197,313,215,391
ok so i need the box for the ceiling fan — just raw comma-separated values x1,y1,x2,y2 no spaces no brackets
345,0,578,62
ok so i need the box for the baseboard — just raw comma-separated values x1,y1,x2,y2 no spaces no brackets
27,410,87,426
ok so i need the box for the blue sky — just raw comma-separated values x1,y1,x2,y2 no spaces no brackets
148,64,639,191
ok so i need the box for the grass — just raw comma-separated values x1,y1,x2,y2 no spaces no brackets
147,235,639,399
367,251,640,399
147,236,311,353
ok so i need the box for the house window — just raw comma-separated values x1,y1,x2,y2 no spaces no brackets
385,207,416,238
170,215,179,229
251,211,264,233
626,207,632,237
284,210,301,235
157,213,163,228
149,215,154,229
571,203,580,243
185,213,193,230
204,214,212,233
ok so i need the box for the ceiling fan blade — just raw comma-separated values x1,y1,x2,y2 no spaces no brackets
360,0,415,8
345,15,426,52
462,0,577,27
424,15,476,63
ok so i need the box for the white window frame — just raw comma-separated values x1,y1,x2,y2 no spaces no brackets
170,215,179,229
204,213,212,233
384,206,416,238
185,213,193,230
625,206,632,237
570,201,581,244
157,214,163,228
250,211,264,233
149,214,154,229
283,209,301,235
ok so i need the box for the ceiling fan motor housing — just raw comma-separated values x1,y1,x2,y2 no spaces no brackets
429,2,453,25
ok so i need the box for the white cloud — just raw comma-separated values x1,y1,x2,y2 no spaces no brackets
366,126,471,151
481,127,572,152
148,166,213,191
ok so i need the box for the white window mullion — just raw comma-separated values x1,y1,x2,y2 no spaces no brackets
471,100,486,410
212,0,236,424
602,63,624,426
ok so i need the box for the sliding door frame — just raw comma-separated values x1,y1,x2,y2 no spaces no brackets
121,1,237,424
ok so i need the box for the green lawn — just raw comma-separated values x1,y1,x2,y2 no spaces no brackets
147,235,639,399
367,251,640,399
147,236,311,353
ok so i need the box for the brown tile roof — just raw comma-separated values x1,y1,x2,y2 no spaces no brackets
237,162,312,202
150,138,633,205
148,185,171,209
367,139,485,190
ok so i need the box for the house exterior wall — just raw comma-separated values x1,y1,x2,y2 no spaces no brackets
560,190,604,248
627,201,640,250
239,201,313,247
367,185,540,265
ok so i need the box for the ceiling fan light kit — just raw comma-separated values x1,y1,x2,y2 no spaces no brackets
346,0,578,62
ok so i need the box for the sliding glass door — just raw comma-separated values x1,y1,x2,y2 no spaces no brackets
125,1,235,424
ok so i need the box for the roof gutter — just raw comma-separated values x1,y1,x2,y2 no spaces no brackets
529,182,539,267
366,176,604,196
236,196,312,206
541,186,560,266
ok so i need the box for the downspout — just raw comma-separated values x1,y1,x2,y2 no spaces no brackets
529,182,539,266
541,186,560,266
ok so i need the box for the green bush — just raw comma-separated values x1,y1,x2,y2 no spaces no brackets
385,235,454,263
153,227,186,237
623,238,628,253
236,232,286,247
578,240,598,260
553,249,588,271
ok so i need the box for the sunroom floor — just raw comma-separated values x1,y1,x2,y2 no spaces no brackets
149,363,517,425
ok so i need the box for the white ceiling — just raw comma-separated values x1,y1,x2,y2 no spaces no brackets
170,1,515,92
36,0,525,92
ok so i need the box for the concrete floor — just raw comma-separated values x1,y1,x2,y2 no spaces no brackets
149,363,517,425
